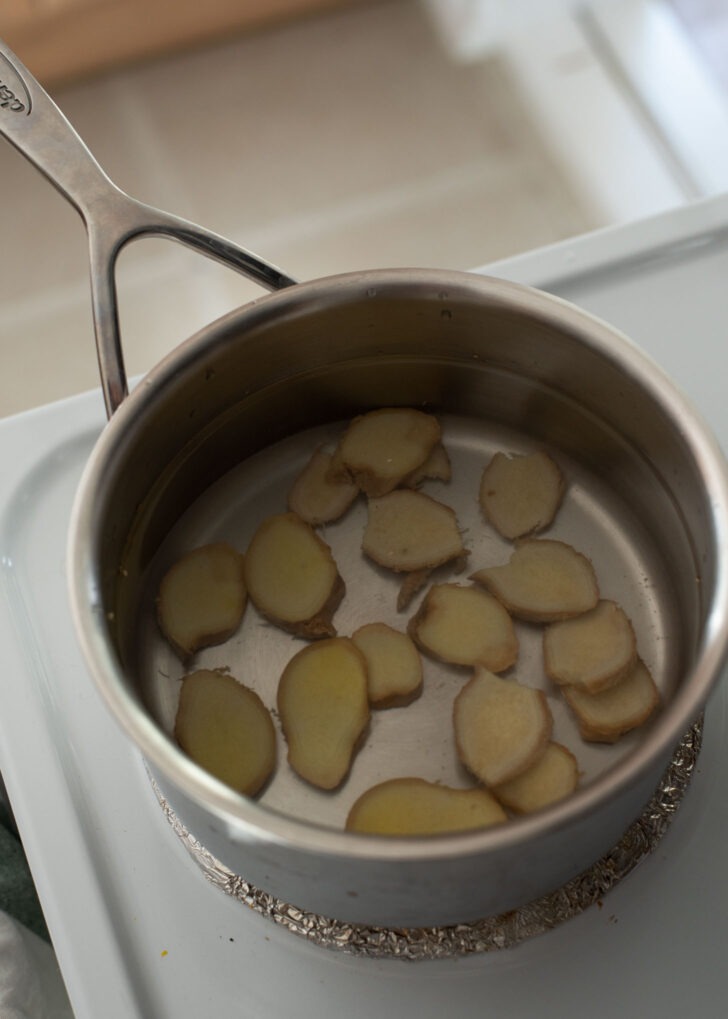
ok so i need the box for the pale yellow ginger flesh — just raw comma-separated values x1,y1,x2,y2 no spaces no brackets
346,777,507,835
157,542,247,660
362,489,466,573
493,742,578,814
334,407,441,496
277,638,370,789
453,667,552,787
480,450,564,540
543,599,637,693
472,538,599,622
174,670,276,796
351,622,423,707
562,658,660,743
403,442,452,488
408,583,517,672
244,512,343,638
288,447,359,526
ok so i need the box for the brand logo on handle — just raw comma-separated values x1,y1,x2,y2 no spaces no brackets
0,53,31,114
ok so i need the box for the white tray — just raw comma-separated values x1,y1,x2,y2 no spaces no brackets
2,195,728,1018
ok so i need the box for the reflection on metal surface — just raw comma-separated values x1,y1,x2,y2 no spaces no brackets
152,718,702,960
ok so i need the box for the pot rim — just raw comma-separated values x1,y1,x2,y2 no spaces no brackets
67,268,728,866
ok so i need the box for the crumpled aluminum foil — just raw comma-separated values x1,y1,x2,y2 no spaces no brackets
152,718,702,960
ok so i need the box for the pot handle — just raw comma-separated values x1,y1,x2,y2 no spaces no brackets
0,40,297,417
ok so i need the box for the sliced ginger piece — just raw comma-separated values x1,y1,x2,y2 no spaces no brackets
346,777,506,836
244,512,344,638
492,742,578,814
334,407,440,496
157,542,247,660
453,667,552,787
396,567,434,612
480,450,564,540
544,599,637,693
395,554,469,612
362,489,466,574
351,622,423,707
562,658,660,743
471,538,598,622
403,442,452,487
277,638,370,789
408,583,517,672
174,670,276,797
288,446,359,525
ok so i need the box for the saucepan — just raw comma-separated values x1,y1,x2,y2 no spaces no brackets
2,39,728,930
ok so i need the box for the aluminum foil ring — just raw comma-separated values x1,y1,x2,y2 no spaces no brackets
152,719,701,960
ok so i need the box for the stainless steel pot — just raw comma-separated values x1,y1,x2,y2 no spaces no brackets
4,41,728,929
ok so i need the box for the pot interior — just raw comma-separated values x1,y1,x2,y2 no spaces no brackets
79,271,722,840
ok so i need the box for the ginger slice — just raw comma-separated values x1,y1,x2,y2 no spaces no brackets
453,667,552,787
244,512,344,638
288,447,359,526
351,622,423,708
362,489,466,574
471,539,598,622
492,742,578,814
396,567,434,612
157,542,247,660
408,583,517,672
346,777,507,836
403,442,452,487
174,670,276,797
562,658,660,743
480,450,564,540
544,599,637,693
333,407,441,496
277,637,370,789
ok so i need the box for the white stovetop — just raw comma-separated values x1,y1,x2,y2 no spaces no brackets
2,195,728,1018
